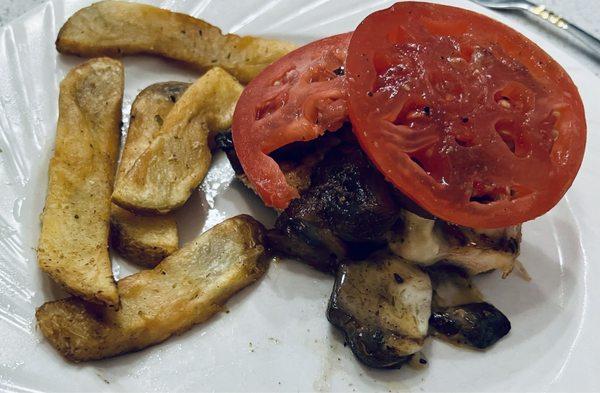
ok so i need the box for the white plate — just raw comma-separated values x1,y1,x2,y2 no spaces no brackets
1,0,599,391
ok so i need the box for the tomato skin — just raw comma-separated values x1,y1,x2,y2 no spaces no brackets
346,2,586,228
232,33,351,209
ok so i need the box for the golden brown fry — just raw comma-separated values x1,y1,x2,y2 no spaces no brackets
36,215,269,361
56,0,296,83
112,67,243,214
110,206,178,267
37,58,123,306
110,82,189,266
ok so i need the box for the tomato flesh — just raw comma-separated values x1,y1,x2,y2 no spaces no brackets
232,33,351,209
346,2,586,228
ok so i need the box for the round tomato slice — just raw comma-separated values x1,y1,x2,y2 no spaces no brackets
346,2,586,228
232,33,351,209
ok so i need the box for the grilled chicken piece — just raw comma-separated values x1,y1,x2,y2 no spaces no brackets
388,210,521,276
327,253,432,368
427,265,511,349
271,144,399,271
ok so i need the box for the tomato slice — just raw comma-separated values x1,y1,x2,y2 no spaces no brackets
232,33,351,209
346,2,586,228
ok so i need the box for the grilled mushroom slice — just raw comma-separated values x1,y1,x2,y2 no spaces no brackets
427,265,511,349
429,303,511,349
327,253,432,368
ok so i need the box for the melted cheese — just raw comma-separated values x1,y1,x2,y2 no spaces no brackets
388,210,520,275
388,211,444,265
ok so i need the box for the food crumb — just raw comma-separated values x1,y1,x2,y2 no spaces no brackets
96,373,110,384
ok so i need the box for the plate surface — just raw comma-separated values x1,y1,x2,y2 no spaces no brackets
1,0,599,391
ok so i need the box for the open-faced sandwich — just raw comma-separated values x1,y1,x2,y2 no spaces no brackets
220,1,586,368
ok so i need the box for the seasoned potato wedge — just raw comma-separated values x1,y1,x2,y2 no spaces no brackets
110,82,190,266
112,67,243,214
110,206,178,267
37,58,123,306
36,215,269,361
56,0,296,83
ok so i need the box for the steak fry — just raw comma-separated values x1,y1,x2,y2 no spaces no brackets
110,206,178,267
112,67,243,214
56,0,296,83
37,58,123,306
110,82,189,267
36,215,269,361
